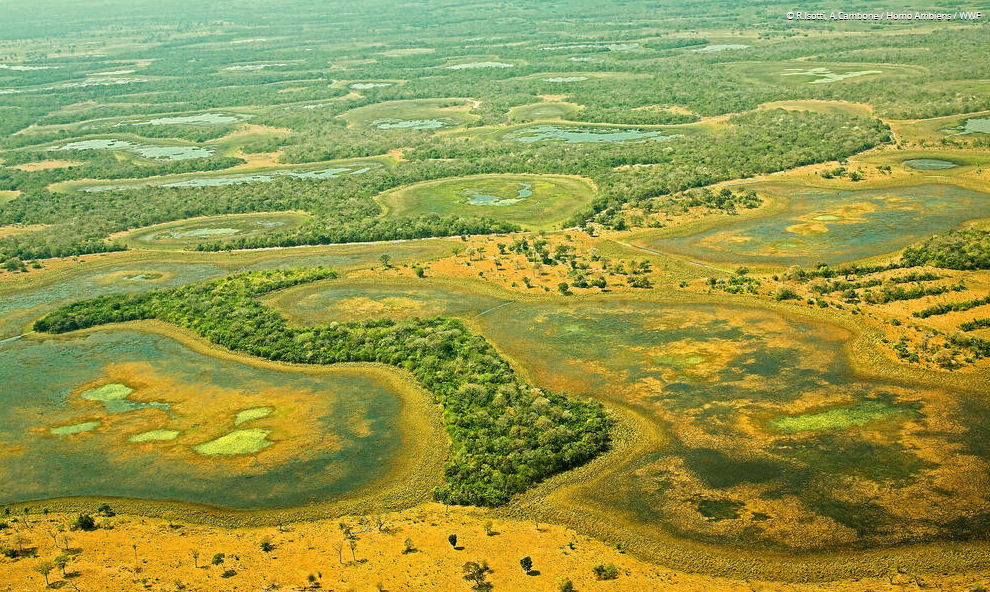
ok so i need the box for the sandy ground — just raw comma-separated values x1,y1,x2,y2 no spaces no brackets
11,161,82,171
3,504,987,592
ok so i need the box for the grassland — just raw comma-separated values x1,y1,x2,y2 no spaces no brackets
119,212,311,250
377,174,596,230
340,98,479,131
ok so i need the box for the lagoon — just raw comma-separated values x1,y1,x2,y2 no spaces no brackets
510,124,681,143
49,138,213,161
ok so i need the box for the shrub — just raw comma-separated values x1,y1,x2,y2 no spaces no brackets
593,563,619,580
774,287,799,301
73,513,96,531
211,553,225,566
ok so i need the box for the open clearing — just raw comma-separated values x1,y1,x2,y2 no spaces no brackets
378,174,596,230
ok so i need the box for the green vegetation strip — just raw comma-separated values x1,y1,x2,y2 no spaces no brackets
960,318,990,332
34,269,610,506
913,295,990,318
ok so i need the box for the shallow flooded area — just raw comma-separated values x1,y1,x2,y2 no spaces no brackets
903,158,958,170
121,112,251,126
510,124,682,143
780,67,882,84
49,138,213,161
0,329,406,508
270,278,990,549
944,117,990,135
640,184,990,266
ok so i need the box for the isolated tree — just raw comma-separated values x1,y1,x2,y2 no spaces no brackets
190,550,199,568
348,538,357,561
333,542,344,565
483,520,494,536
34,560,54,587
211,553,225,566
448,534,458,548
72,514,95,531
557,577,575,592
402,538,415,554
379,254,391,268
54,554,70,576
260,539,274,553
520,556,533,574
462,561,491,591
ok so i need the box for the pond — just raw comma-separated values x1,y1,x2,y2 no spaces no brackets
77,164,378,192
639,183,990,266
510,124,682,143
0,329,406,508
465,182,532,206
351,82,393,90
780,67,881,84
903,158,959,170
223,63,287,71
692,44,749,53
446,61,514,69
49,138,213,161
372,118,454,130
120,112,251,126
159,166,363,188
123,212,310,249
0,64,58,71
943,117,990,135
540,43,638,51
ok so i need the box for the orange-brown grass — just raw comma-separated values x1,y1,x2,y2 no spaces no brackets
3,504,985,592
12,160,82,171
702,265,990,371
355,232,673,296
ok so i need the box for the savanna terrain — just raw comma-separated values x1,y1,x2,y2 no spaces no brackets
1,1,990,591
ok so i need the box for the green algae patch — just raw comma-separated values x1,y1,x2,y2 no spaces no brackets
234,406,272,426
770,401,902,434
51,421,100,436
80,382,134,402
193,429,273,456
79,382,170,414
129,429,181,442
